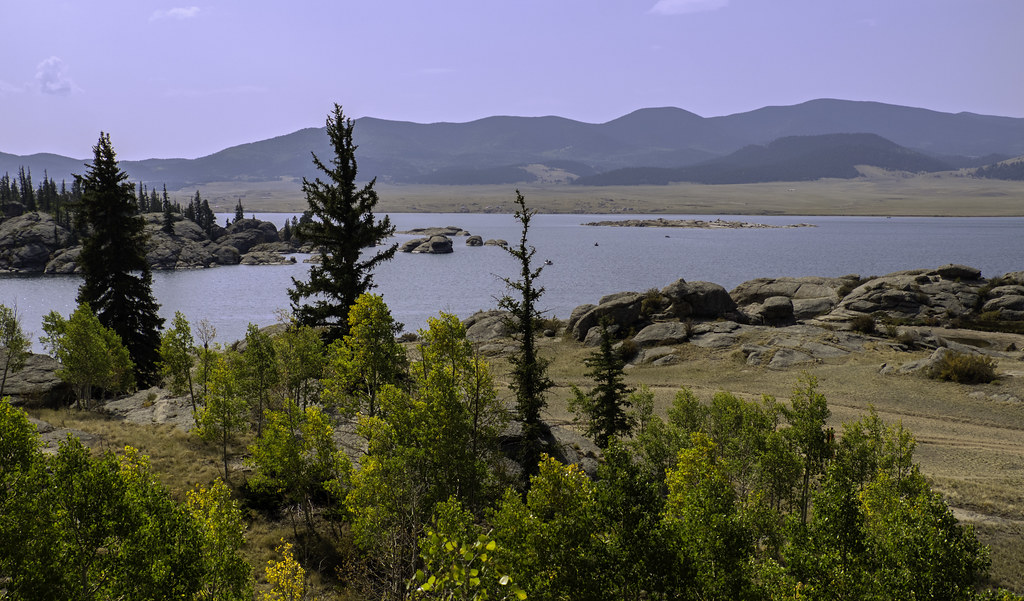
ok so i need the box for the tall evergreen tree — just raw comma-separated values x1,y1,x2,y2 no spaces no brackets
17,167,35,211
76,132,164,387
569,319,634,448
161,185,174,234
288,103,397,342
498,190,553,473
233,198,244,223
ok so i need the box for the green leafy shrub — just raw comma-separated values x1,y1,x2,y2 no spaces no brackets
641,288,666,316
617,338,639,362
850,314,876,334
929,351,998,384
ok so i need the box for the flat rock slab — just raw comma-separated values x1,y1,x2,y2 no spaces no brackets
690,333,739,348
768,348,815,369
104,388,196,432
800,341,851,359
28,417,99,454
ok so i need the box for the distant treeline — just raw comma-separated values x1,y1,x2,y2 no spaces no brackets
574,133,956,186
974,158,1024,181
0,165,223,236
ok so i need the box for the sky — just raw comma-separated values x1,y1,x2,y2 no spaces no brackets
2,0,1022,161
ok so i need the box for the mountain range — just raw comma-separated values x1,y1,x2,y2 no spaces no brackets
3,98,1024,188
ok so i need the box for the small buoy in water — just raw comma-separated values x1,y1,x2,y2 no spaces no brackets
594,242,599,246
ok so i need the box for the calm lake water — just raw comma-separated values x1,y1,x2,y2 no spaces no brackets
2,212,1023,350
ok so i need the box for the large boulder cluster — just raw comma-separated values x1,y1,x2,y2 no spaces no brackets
561,264,1024,371
0,212,303,273
400,235,454,254
0,212,74,273
396,226,508,254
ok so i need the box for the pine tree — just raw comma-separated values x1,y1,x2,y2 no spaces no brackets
288,104,396,342
498,190,553,473
200,197,215,234
161,184,174,234
569,319,634,448
233,199,244,223
76,132,164,387
17,167,35,212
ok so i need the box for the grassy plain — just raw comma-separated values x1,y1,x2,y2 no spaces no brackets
185,170,1024,216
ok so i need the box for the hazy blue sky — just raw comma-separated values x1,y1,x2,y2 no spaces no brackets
2,0,1021,160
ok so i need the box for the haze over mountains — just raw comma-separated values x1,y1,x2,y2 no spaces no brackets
3,99,1024,189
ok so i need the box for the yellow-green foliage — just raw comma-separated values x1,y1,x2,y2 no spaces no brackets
260,540,310,601
930,351,998,384
186,479,254,600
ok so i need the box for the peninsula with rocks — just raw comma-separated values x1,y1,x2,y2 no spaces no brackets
583,217,816,229
0,211,305,274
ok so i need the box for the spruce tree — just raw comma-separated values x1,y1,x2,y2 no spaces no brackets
76,132,164,387
161,184,174,234
288,104,396,342
18,167,35,211
569,319,634,448
498,190,553,473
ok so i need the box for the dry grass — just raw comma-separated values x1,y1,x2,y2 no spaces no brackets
976,522,1024,593
28,407,225,498
178,173,1024,216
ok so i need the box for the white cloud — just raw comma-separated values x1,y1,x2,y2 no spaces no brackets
150,6,200,21
35,57,75,96
649,0,728,15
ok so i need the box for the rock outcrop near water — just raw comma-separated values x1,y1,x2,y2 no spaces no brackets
584,218,815,229
0,212,73,273
2,353,75,407
397,226,470,237
400,235,454,254
0,211,301,274
562,264,1024,371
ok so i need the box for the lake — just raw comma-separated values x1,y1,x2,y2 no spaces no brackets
2,212,1023,349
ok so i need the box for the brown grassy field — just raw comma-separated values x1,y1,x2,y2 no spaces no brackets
182,171,1024,216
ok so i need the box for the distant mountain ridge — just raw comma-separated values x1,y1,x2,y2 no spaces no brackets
3,99,1024,188
574,133,955,185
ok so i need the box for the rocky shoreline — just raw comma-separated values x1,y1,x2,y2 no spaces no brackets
6,263,1024,411
583,217,816,229
0,211,305,274
462,263,1024,376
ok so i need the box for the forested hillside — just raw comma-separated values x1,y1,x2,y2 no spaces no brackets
574,133,953,185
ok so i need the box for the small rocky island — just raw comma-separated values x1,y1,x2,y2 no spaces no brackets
396,225,507,254
583,217,816,229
